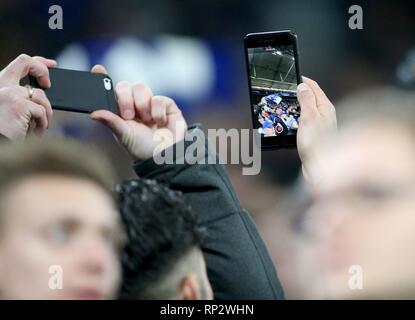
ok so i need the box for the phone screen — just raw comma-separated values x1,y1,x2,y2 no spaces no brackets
245,31,301,149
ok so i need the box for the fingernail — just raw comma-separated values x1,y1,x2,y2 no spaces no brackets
297,83,310,93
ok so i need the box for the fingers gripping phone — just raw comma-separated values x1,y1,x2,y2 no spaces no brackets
29,68,118,114
244,31,302,150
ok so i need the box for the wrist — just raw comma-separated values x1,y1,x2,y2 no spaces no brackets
301,156,325,187
133,123,205,166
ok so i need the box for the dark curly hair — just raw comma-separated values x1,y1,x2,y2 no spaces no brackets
115,178,206,299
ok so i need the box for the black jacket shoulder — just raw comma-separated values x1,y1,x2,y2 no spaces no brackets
133,124,285,300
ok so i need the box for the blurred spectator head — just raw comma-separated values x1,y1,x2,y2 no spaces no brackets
0,138,122,299
295,87,415,299
116,178,213,300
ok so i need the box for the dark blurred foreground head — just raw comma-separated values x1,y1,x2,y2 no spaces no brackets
116,178,213,300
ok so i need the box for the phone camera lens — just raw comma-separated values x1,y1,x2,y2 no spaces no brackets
103,78,112,90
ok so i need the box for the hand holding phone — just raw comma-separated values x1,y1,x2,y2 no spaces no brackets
90,64,188,161
0,54,56,140
296,77,337,185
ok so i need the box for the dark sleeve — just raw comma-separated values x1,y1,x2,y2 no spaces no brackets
133,124,285,300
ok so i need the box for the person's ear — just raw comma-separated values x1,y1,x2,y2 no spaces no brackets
179,273,200,300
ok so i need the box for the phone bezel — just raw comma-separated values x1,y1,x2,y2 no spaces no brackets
244,30,302,150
